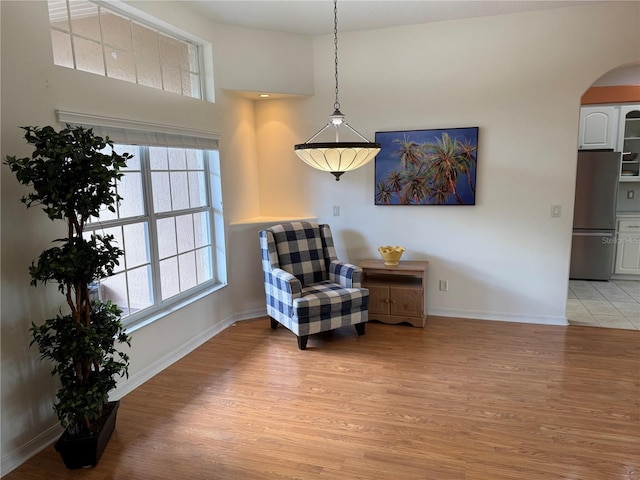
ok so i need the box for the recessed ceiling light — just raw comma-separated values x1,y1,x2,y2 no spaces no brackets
259,94,270,98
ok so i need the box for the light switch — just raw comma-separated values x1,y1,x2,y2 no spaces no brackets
551,205,561,217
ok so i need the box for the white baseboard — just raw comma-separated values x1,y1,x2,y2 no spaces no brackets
1,315,240,477
112,316,237,400
427,308,568,326
111,309,267,401
1,423,62,477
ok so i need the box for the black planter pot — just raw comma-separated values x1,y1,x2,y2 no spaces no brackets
54,400,120,469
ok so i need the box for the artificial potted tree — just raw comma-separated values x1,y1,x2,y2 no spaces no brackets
5,124,133,469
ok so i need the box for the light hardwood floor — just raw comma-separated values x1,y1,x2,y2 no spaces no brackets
5,316,640,480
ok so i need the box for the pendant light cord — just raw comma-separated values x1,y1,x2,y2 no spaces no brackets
333,0,340,112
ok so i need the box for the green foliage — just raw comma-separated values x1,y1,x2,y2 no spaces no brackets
4,125,133,436
5,125,129,223
29,235,122,292
30,302,130,434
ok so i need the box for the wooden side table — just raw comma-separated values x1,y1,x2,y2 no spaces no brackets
360,259,428,328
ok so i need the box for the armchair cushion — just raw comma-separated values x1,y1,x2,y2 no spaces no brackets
271,222,327,285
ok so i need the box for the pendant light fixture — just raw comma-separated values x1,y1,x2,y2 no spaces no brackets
294,0,380,181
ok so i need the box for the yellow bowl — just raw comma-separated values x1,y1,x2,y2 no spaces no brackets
378,245,406,265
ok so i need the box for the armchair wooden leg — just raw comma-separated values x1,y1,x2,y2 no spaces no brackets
297,335,309,350
355,323,365,336
270,318,278,329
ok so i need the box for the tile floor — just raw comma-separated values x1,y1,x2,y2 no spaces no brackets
567,279,640,330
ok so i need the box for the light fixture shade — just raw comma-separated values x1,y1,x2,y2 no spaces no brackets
294,142,381,180
293,0,380,181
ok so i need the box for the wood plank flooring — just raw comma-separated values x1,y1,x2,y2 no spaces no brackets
5,316,640,479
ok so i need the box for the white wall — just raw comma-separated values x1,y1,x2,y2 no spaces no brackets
254,2,640,323
0,1,312,473
2,0,639,476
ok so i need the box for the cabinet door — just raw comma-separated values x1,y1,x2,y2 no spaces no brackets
615,232,640,275
618,105,640,181
367,285,390,315
579,106,619,150
389,287,423,317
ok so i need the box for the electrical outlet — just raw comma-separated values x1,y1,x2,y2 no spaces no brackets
439,280,448,292
333,205,340,216
551,205,561,217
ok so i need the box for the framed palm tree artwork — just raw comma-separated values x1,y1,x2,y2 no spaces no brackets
374,127,478,205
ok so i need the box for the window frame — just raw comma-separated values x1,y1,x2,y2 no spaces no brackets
56,108,226,331
47,0,207,100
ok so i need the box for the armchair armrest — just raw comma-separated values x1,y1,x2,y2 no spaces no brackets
263,267,302,321
329,261,363,288
269,268,302,296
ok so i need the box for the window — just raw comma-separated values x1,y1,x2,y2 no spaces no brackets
85,143,223,327
47,0,203,99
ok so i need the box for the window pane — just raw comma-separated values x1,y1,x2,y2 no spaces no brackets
179,252,197,291
162,65,181,94
106,48,136,83
123,222,150,268
196,247,213,283
48,0,70,31
51,30,74,68
159,33,180,66
186,150,203,170
69,0,101,41
127,265,153,312
150,147,168,170
136,58,162,89
151,172,171,212
188,171,207,208
100,11,132,51
132,22,158,60
168,148,186,170
160,257,179,300
100,226,125,273
170,172,189,211
74,36,105,75
117,172,144,218
178,42,189,69
119,145,140,170
187,44,199,73
157,217,177,259
100,272,128,308
193,212,210,249
188,73,201,98
176,214,194,254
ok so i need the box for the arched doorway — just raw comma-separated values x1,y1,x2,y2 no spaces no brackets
566,63,640,330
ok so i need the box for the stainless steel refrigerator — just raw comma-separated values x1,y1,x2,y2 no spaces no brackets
569,150,621,280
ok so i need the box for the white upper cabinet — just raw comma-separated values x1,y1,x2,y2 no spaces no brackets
578,105,619,150
618,105,640,182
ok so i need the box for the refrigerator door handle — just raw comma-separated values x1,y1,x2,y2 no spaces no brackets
572,232,614,237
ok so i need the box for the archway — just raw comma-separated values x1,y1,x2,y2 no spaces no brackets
566,63,640,330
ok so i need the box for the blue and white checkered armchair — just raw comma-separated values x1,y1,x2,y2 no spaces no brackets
259,222,369,350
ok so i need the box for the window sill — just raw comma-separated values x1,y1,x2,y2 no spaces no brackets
124,282,227,334
229,216,317,228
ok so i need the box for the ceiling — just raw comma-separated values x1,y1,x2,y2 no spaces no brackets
181,0,593,36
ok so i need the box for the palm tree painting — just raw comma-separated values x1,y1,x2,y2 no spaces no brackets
374,127,478,205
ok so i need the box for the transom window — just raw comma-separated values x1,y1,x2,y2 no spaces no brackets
85,144,221,327
47,0,203,98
